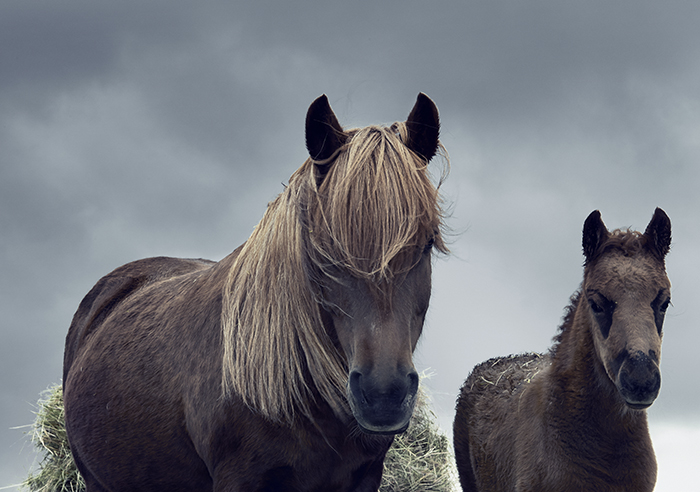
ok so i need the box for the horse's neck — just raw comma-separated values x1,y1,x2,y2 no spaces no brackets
541,303,655,490
548,308,641,432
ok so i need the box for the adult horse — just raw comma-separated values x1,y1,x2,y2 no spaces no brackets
63,93,448,492
454,208,672,492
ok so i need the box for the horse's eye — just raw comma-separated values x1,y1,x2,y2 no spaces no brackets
588,294,614,314
651,291,671,313
588,298,612,315
589,300,603,314
423,236,435,254
651,291,670,335
587,293,614,338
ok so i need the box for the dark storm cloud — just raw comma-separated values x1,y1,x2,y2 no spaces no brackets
2,1,700,489
0,2,198,113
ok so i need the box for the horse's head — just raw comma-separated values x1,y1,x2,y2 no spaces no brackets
304,93,444,434
581,208,671,409
316,253,432,434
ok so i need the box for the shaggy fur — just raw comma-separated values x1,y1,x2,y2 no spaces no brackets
454,208,672,492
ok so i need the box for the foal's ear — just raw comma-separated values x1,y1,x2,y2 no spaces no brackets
582,210,610,262
405,93,440,162
305,94,346,163
643,207,672,260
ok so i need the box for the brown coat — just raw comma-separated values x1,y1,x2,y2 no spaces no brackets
454,208,671,492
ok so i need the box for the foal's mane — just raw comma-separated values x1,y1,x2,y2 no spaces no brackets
221,122,447,424
586,228,648,265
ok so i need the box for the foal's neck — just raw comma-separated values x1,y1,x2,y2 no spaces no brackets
549,302,645,431
543,294,655,491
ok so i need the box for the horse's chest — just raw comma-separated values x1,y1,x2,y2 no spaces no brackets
525,438,656,492
289,441,387,491
205,411,392,491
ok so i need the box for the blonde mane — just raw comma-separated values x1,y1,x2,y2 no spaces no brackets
221,121,448,424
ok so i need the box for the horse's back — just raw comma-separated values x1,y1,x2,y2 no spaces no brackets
456,353,548,424
63,256,223,491
63,256,215,382
454,353,549,492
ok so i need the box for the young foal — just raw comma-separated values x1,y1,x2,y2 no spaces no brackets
454,208,672,492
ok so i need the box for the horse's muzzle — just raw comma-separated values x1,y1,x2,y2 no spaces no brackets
617,350,661,409
348,370,419,434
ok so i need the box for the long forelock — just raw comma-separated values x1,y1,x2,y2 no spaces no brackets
307,122,447,283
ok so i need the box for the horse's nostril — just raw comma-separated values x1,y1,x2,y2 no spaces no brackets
619,351,661,406
349,369,418,407
406,371,419,398
346,365,422,434
349,370,368,404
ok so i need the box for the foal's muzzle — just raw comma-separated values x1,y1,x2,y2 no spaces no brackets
348,370,419,434
617,351,661,409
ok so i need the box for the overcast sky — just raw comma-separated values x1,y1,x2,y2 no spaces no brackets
2,2,699,490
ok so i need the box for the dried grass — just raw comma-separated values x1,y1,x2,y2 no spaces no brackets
21,384,85,492
380,388,458,492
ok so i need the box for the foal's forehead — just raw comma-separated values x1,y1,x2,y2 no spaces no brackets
585,250,671,296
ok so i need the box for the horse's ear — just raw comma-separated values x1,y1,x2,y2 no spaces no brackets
582,210,609,262
405,93,440,162
305,95,345,163
643,207,672,260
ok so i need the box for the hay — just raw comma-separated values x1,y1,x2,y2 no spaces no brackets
22,383,456,491
380,388,458,492
22,384,85,492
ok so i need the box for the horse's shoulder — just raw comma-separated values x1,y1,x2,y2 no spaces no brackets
63,256,215,380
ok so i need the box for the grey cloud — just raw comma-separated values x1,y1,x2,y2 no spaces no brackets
2,2,700,489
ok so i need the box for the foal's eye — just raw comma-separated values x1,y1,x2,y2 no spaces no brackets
651,291,671,335
651,291,671,313
587,292,615,338
588,295,615,315
588,294,614,314
589,300,603,314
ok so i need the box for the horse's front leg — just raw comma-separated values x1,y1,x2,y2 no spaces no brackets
348,456,386,492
